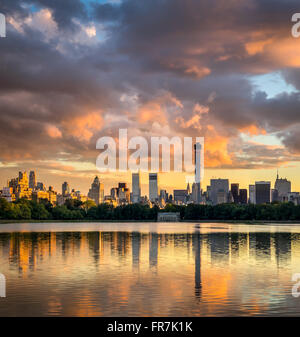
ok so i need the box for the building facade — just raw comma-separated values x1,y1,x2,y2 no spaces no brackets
149,173,158,202
255,181,271,204
132,173,141,203
210,179,229,205
275,174,291,201
231,183,239,203
88,176,104,205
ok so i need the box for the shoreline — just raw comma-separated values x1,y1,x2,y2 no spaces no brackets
1,219,300,225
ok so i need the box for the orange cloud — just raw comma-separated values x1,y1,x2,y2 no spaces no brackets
138,93,182,124
245,33,300,69
62,112,104,141
46,124,62,139
239,124,266,135
245,38,274,56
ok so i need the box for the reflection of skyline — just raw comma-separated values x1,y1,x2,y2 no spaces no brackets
209,233,230,264
132,232,141,269
193,232,201,300
1,229,300,316
149,233,159,268
1,231,300,275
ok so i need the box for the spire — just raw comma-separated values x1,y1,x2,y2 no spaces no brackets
187,182,190,194
276,169,279,180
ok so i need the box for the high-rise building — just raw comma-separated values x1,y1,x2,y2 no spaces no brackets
191,183,197,203
118,183,127,189
255,181,271,204
29,171,36,190
149,173,158,202
217,191,227,204
159,189,167,202
249,185,255,204
194,142,202,203
275,172,291,201
173,189,187,204
272,189,279,202
8,171,32,200
231,183,239,203
239,189,247,204
1,187,16,202
88,176,104,205
110,187,118,199
36,182,45,191
62,182,70,196
287,192,300,205
132,172,141,203
118,183,130,204
210,179,229,205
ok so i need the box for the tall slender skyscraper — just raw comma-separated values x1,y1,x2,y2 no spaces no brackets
132,172,141,203
29,171,36,190
194,142,202,203
149,173,158,202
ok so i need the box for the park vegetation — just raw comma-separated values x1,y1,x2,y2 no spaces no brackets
1,197,300,221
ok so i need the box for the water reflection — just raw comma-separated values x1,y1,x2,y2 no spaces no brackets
0,225,300,316
193,233,201,301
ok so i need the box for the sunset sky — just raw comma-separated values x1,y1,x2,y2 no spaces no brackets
1,0,300,196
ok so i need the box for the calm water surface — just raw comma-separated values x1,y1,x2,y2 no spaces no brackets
0,222,300,316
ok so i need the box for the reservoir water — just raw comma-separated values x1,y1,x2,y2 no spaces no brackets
0,222,300,316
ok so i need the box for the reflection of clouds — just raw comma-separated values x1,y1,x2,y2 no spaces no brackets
0,228,299,316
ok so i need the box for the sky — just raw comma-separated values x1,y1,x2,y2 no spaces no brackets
1,0,300,196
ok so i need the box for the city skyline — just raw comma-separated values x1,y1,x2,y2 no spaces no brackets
0,166,298,198
1,168,298,206
1,1,300,196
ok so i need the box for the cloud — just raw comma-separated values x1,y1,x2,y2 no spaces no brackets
1,0,300,182
46,124,62,139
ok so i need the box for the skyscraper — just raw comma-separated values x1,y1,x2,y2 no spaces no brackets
249,185,256,204
37,182,45,191
275,172,291,201
210,179,229,205
149,173,158,202
194,142,201,203
255,181,271,204
239,189,248,204
173,189,187,204
62,182,70,196
231,183,239,203
29,171,36,190
118,183,130,204
132,172,141,203
88,176,104,205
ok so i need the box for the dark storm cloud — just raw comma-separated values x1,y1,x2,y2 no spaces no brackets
0,0,300,168
32,0,88,27
279,127,300,154
93,0,300,76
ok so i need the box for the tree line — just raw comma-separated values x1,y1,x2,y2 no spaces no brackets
0,198,159,221
1,197,300,221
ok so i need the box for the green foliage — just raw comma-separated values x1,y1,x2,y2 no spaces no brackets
86,203,159,221
52,205,84,220
0,198,300,221
183,202,300,221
